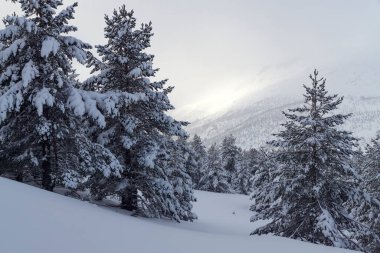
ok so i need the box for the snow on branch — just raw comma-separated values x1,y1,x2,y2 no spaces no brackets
0,82,24,122
21,60,39,87
32,87,55,116
41,36,60,58
67,88,146,128
0,39,26,63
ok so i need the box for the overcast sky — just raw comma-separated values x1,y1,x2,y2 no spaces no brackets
1,0,380,114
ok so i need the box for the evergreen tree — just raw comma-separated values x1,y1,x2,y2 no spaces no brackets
165,138,197,221
361,134,380,249
188,134,208,188
0,0,121,190
83,6,195,221
250,148,278,195
199,143,230,193
363,134,380,199
221,135,240,185
250,70,379,251
234,149,258,195
245,148,261,174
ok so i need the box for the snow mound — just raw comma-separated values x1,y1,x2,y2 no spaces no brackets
0,177,357,253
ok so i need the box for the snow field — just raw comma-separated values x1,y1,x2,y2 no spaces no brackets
0,178,357,253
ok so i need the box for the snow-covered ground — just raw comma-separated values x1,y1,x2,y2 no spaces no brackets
0,177,357,253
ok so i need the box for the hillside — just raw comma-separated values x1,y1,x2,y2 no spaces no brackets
0,177,357,253
186,57,380,149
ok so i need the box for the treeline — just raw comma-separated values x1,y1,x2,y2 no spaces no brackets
187,134,261,195
0,1,379,252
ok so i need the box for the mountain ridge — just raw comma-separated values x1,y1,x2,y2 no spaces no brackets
185,58,380,149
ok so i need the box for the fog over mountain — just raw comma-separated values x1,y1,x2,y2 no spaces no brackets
184,54,380,149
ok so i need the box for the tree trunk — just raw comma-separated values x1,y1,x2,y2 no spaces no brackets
41,141,54,191
121,150,138,211
121,187,138,211
15,172,23,182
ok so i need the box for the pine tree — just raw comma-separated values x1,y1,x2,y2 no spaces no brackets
188,134,208,188
199,143,230,193
246,148,261,174
250,70,380,251
361,134,380,250
363,134,380,200
250,148,278,195
83,6,195,221
234,149,258,195
165,138,197,221
221,135,241,186
0,0,122,190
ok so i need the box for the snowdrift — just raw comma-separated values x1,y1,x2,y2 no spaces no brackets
0,177,357,253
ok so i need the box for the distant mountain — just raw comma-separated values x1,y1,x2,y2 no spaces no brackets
185,57,380,149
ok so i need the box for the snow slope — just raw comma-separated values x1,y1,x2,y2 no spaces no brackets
0,177,357,253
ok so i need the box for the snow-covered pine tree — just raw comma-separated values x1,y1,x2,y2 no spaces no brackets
245,148,261,174
0,0,122,190
221,135,241,185
234,149,258,195
363,134,380,200
250,148,278,195
199,143,230,193
360,134,380,249
250,70,379,251
188,134,208,188
164,137,197,221
83,6,195,221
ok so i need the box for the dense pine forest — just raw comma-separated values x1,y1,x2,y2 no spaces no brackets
0,1,379,252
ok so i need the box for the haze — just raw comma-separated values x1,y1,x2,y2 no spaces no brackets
1,0,380,116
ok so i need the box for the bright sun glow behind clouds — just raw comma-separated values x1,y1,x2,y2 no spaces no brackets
1,0,380,119
182,82,256,117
